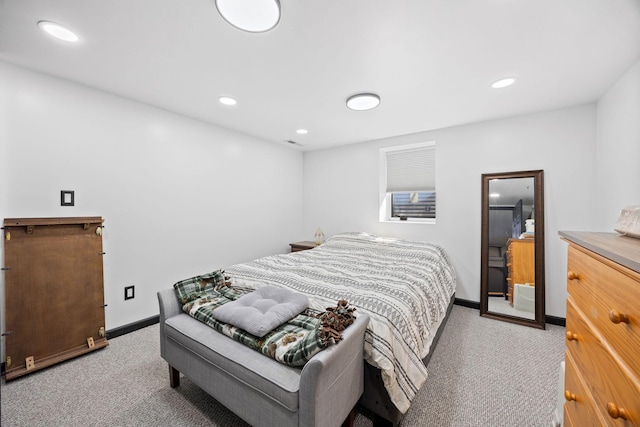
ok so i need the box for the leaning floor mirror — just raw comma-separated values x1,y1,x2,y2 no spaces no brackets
480,170,545,329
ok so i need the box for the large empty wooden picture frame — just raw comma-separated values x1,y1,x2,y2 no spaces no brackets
3,217,108,380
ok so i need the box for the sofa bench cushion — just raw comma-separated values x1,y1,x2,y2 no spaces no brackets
165,312,301,412
211,286,309,337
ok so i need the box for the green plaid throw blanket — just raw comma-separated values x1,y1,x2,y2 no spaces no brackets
173,271,330,366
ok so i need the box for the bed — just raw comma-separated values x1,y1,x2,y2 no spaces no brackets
224,232,457,426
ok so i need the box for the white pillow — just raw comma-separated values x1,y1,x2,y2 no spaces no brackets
212,286,309,337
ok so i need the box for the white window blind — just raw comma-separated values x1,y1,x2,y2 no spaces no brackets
385,144,435,193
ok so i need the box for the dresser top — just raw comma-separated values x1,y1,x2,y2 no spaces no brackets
559,231,640,273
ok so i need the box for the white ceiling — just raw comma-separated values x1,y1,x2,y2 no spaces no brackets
2,0,639,151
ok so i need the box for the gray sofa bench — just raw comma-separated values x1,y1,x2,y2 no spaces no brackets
158,289,370,427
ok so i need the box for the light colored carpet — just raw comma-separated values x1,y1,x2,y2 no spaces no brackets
0,305,565,426
488,296,535,320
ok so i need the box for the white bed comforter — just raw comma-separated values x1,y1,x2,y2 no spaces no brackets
225,232,456,413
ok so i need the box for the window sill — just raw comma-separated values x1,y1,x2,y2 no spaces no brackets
379,218,436,225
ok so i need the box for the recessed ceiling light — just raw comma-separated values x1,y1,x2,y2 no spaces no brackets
346,93,380,111
38,21,79,42
490,193,500,198
296,129,308,135
492,77,517,89
216,0,281,33
218,96,237,106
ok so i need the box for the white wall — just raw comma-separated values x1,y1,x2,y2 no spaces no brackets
2,54,637,362
303,104,599,318
0,61,304,352
596,59,640,227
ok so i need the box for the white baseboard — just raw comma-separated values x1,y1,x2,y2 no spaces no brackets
553,361,565,427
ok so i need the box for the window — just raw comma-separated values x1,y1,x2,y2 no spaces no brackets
379,141,436,223
391,191,436,219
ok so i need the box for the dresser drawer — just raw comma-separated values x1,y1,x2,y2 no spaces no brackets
563,406,577,427
564,350,606,427
566,298,640,425
567,244,640,374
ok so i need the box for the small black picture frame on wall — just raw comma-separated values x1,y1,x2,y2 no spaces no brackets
60,190,75,206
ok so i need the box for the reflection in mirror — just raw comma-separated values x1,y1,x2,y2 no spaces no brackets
480,170,545,329
487,177,534,319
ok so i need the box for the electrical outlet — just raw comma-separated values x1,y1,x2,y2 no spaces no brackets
124,285,135,300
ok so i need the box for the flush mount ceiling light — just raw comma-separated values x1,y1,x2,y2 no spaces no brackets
218,96,237,106
346,93,380,111
216,0,281,33
492,77,517,89
296,129,308,135
38,21,79,42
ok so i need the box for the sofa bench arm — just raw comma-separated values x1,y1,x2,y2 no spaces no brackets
158,288,181,320
157,289,182,358
299,313,369,427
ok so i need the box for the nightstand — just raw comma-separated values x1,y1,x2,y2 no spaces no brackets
289,241,317,252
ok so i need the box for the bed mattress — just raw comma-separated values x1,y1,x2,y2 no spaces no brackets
226,232,457,413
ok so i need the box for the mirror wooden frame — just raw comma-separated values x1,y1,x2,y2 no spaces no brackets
480,170,545,329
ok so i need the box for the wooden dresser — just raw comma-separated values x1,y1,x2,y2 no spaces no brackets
560,231,640,426
506,238,535,304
